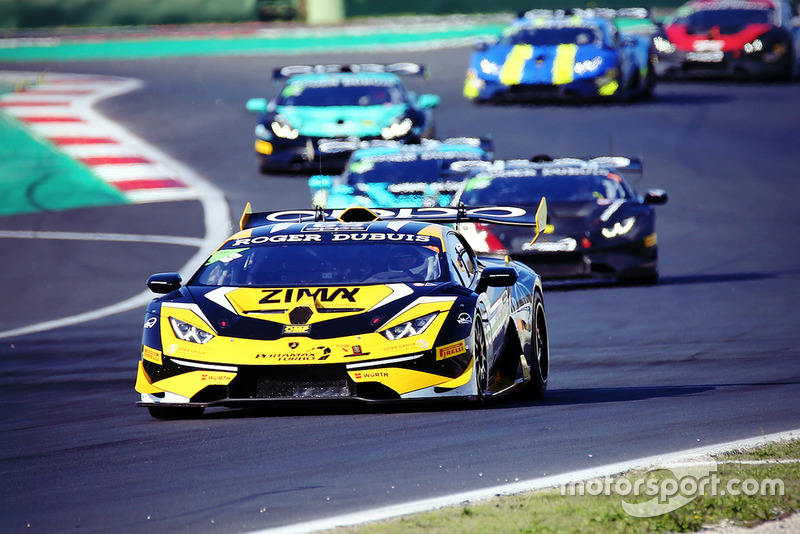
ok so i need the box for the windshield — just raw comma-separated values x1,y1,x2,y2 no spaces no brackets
460,173,633,205
676,7,773,32
277,78,406,107
191,240,444,286
504,26,601,46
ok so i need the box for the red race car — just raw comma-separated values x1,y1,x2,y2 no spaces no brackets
652,0,800,79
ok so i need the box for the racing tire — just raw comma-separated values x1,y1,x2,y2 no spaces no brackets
639,58,657,100
471,316,489,404
526,291,549,399
148,406,205,420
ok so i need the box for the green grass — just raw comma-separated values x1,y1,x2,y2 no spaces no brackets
333,439,800,533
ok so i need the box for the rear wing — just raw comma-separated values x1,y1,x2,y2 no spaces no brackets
519,8,649,20
273,63,427,80
239,200,548,243
318,136,494,157
461,155,643,180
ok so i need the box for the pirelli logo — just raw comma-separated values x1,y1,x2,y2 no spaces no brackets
283,325,311,335
142,346,162,365
436,340,466,361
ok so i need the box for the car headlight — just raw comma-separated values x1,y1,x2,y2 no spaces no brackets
653,36,676,54
574,56,603,75
601,217,636,238
743,39,764,54
169,317,214,344
380,312,437,340
271,115,299,139
479,58,500,76
381,117,413,140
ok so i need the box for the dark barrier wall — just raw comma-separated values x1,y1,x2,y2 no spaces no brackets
0,0,683,29
344,0,683,17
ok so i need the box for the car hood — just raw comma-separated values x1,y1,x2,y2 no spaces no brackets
484,200,636,248
665,22,773,51
472,44,617,83
182,282,463,340
276,104,407,137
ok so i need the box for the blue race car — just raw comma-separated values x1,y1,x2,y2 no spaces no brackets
246,63,440,174
308,137,493,209
464,8,657,102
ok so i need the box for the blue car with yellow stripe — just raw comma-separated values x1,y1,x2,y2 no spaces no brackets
464,9,656,102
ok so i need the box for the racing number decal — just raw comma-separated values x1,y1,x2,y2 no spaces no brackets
552,44,578,85
500,45,534,85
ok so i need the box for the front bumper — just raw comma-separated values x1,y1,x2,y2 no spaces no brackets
465,71,620,102
255,137,353,173
511,238,658,280
136,341,476,408
654,50,791,79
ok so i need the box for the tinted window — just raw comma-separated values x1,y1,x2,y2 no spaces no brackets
504,27,601,46
277,79,406,107
191,240,444,287
676,7,773,32
460,173,633,205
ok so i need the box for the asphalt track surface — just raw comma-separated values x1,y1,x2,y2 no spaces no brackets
1,43,800,533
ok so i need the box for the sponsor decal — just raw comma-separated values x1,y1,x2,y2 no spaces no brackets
230,234,322,246
330,233,430,242
259,287,359,304
436,340,467,361
255,346,331,362
144,317,157,329
353,371,390,380
416,339,429,349
142,346,162,365
456,313,472,325
283,325,311,335
200,372,233,384
166,344,178,355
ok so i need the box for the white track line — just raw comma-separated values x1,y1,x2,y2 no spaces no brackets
0,71,230,340
251,429,800,534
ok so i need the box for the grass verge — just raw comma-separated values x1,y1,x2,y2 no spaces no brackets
333,439,800,533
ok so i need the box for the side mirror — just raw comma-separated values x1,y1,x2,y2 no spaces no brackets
246,98,269,113
643,189,669,205
476,266,518,293
416,94,441,109
147,273,182,294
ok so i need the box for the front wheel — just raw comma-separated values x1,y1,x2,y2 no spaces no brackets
526,291,549,399
471,316,489,404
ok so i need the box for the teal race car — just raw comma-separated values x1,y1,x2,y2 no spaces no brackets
308,137,493,209
246,63,440,174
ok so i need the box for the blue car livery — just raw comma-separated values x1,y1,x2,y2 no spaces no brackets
464,9,656,102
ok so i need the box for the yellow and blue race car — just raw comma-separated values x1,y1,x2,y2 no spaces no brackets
135,203,549,418
464,8,656,102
